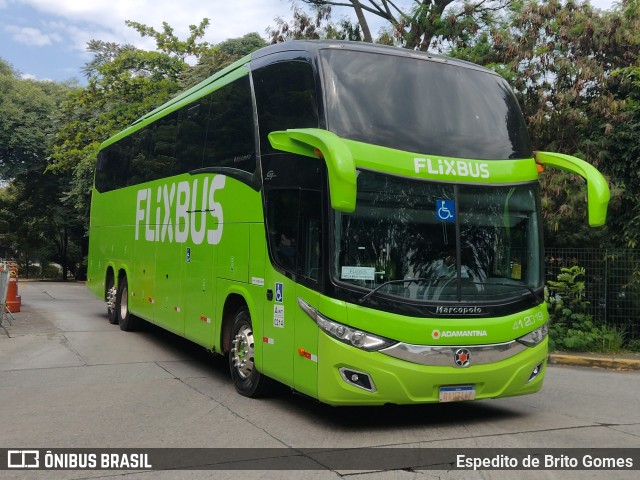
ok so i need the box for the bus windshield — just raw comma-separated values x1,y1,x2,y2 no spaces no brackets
333,171,542,303
320,48,532,160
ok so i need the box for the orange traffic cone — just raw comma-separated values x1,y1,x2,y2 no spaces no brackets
5,267,21,313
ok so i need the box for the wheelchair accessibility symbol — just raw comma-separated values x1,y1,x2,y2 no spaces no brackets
275,282,283,303
436,199,455,223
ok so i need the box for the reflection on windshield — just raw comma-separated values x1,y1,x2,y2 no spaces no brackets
321,49,532,160
334,171,541,302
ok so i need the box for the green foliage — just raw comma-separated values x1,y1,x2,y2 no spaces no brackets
267,3,369,44
599,66,640,247
218,32,267,56
82,41,137,78
544,265,581,350
300,0,510,50
627,339,640,353
181,33,267,89
49,19,213,226
0,60,83,279
600,325,627,353
3,19,214,279
0,59,70,179
294,0,638,253
449,0,640,249
4,1,640,283
0,168,86,280
546,266,627,353
124,19,211,60
268,4,346,43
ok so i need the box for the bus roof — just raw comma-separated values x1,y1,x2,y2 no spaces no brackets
133,41,497,126
251,40,496,76
103,40,501,151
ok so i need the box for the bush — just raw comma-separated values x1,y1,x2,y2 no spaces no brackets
626,339,640,353
40,263,62,279
546,266,627,353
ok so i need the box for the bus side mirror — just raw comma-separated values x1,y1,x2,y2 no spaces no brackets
534,151,610,227
268,129,357,213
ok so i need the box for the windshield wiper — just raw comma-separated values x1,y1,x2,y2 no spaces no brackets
358,277,543,305
467,280,543,303
358,278,432,304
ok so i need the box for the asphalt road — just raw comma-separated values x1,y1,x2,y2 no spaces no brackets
1,281,639,479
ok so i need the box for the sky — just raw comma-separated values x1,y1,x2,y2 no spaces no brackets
0,0,617,83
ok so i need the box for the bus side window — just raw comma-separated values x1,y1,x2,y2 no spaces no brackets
253,60,319,155
267,189,300,273
266,188,322,282
204,76,256,173
130,110,179,185
127,129,152,186
299,193,321,280
175,100,211,172
96,134,138,192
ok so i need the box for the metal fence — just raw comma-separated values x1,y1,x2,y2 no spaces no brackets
545,248,640,340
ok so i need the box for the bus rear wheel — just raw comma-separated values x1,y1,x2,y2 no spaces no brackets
116,276,139,331
228,307,272,398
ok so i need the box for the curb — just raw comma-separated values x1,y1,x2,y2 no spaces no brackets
549,353,640,371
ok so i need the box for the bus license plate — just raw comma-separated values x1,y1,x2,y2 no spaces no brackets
439,385,476,403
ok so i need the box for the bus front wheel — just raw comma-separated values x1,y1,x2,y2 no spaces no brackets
228,307,272,398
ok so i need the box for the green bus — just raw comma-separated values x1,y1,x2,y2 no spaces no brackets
87,41,609,405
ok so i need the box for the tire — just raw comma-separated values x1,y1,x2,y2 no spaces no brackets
116,276,139,331
228,307,272,398
106,274,118,325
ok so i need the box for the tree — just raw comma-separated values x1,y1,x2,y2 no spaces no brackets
0,59,81,278
268,4,335,42
1,168,85,279
450,0,640,248
0,61,79,272
48,19,214,278
180,33,267,89
218,32,267,56
602,66,640,247
124,19,211,61
300,0,511,49
81,40,137,78
267,3,364,43
350,0,373,42
50,19,214,216
0,59,69,180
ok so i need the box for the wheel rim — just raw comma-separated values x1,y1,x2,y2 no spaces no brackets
119,285,128,319
107,285,116,313
231,324,255,379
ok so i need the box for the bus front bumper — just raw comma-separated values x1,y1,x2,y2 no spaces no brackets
316,335,548,406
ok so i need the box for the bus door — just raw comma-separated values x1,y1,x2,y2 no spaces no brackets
261,163,323,398
253,57,324,395
261,265,297,387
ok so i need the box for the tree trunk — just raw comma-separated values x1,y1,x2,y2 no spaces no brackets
62,226,68,281
352,0,373,43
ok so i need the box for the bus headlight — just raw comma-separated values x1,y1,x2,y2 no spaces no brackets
517,323,548,347
297,297,395,351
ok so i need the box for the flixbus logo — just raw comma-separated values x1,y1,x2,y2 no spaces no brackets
414,157,490,179
135,176,225,245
